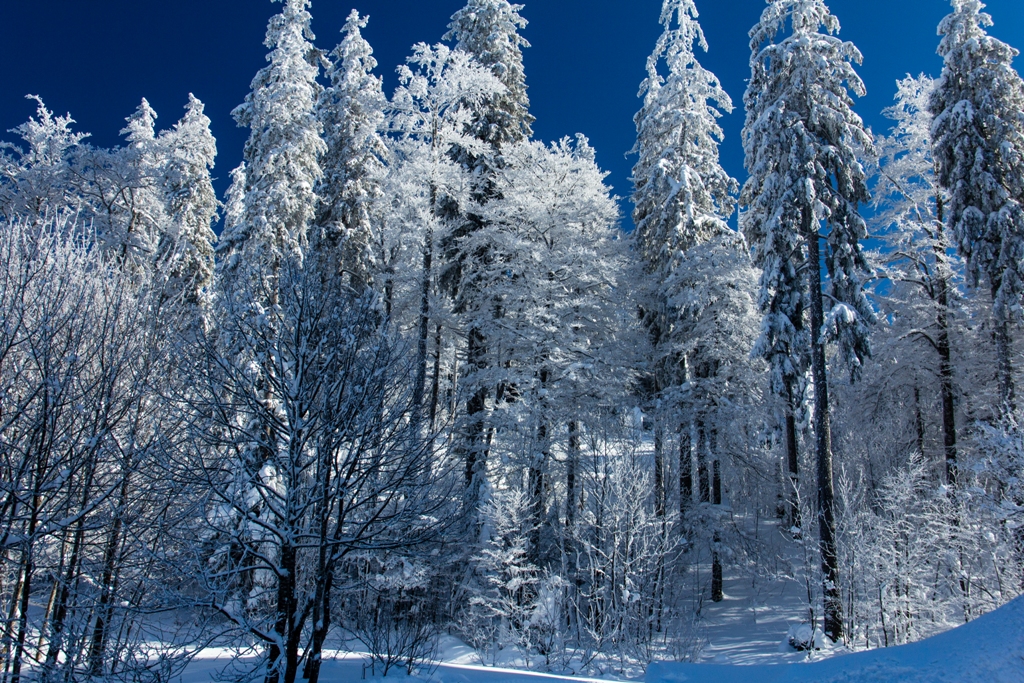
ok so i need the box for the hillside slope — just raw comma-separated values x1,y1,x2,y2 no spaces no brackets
646,595,1024,683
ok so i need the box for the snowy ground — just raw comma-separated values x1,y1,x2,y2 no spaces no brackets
180,596,1024,682
178,518,1022,683
647,594,1024,683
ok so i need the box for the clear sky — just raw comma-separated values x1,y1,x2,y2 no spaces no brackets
2,0,1023,229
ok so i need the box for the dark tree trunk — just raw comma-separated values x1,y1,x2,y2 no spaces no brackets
712,455,721,506
697,423,710,505
429,323,444,430
303,442,336,683
566,421,580,529
933,198,958,484
936,279,958,484
680,425,693,518
711,442,723,603
654,427,666,518
913,384,926,457
412,227,433,414
465,328,489,502
43,455,98,671
994,300,1015,415
785,408,801,530
807,223,843,644
88,473,131,676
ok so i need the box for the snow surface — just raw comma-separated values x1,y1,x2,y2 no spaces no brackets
647,595,1024,683
178,595,1023,683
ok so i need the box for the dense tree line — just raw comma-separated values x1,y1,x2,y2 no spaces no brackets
1,0,1022,680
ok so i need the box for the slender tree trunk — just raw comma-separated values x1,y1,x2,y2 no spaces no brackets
654,427,666,518
680,425,693,518
566,421,580,530
413,226,433,414
806,222,843,644
697,423,710,505
88,472,131,677
43,456,97,672
303,443,335,683
711,457,723,603
936,280,958,484
993,300,1015,415
933,199,958,483
785,407,801,531
530,369,551,569
465,328,489,511
265,542,297,683
913,384,926,456
429,323,443,430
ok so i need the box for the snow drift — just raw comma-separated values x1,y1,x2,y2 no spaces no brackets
647,595,1024,683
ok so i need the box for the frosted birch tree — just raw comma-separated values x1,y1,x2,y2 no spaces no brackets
741,0,875,643
929,0,1024,413
875,75,962,482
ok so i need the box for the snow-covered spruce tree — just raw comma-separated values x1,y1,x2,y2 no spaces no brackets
314,10,388,292
219,0,325,294
158,94,218,308
741,0,875,643
445,0,533,152
389,43,505,420
110,99,172,269
874,75,963,482
631,0,760,546
930,0,1024,413
444,0,534,509
0,96,89,222
466,485,541,660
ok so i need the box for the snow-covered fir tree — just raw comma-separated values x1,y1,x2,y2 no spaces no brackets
444,0,533,149
929,0,1024,412
220,0,325,289
315,10,388,291
98,98,173,270
741,0,875,643
443,0,536,512
631,0,744,530
632,0,736,271
158,94,218,307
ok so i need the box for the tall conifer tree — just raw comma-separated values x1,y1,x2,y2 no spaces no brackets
220,0,325,293
315,10,388,291
741,0,874,643
929,0,1024,413
631,0,739,524
159,94,218,307
444,0,535,513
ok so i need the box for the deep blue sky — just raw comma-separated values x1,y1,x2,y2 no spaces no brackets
2,0,1023,229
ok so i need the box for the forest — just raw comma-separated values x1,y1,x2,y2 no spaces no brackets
0,0,1022,681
